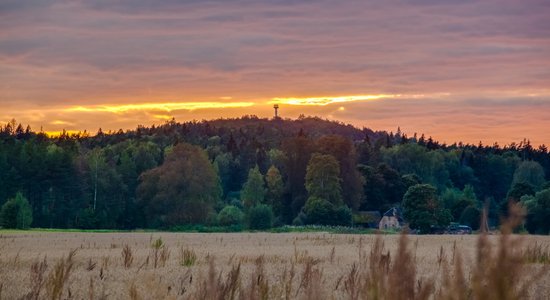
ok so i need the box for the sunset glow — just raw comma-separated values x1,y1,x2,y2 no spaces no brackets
64,102,255,113
1,0,549,145
271,94,400,106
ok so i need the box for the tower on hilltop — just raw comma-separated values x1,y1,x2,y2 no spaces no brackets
273,104,279,118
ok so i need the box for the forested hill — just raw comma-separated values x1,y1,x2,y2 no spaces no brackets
0,116,549,234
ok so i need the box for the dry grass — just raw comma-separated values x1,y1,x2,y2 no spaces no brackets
122,244,134,269
523,242,550,264
0,225,549,299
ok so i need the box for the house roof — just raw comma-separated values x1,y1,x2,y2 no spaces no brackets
382,207,404,222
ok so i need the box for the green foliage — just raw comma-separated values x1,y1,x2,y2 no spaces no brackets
303,197,334,225
441,185,477,220
316,135,364,210
137,143,222,227
507,182,536,200
501,182,536,218
334,205,353,226
305,153,343,205
1,117,550,234
241,166,266,209
359,163,408,212
282,135,314,216
524,189,550,234
76,208,106,229
0,192,33,229
265,165,284,215
402,184,452,233
459,205,481,230
217,205,244,226
381,143,452,190
402,173,421,189
247,204,273,230
512,160,546,190
303,196,352,226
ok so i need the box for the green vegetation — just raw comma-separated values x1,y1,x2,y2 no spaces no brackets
0,192,32,229
217,205,244,226
402,184,452,233
0,117,549,233
247,204,274,230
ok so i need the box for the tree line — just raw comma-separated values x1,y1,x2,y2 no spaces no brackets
0,116,549,233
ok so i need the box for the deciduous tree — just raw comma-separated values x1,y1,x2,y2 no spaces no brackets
402,184,452,233
137,143,222,227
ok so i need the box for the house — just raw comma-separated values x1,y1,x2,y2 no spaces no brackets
379,207,403,230
354,211,382,228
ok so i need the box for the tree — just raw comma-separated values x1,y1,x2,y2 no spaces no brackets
441,185,476,221
241,166,266,209
282,135,314,215
512,160,546,190
137,143,222,227
247,204,273,230
305,154,343,206
524,189,550,234
302,196,352,226
381,143,451,190
316,135,364,210
0,192,33,229
265,165,284,215
402,184,452,233
507,182,535,201
501,182,536,218
303,197,334,225
359,163,408,212
459,205,481,230
217,205,244,226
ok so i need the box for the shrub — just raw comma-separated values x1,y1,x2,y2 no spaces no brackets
0,192,33,229
303,197,334,225
217,205,244,226
333,205,352,226
292,212,307,226
303,197,352,226
247,204,273,230
459,205,481,230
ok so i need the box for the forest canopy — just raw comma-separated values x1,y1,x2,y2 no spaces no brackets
0,116,548,233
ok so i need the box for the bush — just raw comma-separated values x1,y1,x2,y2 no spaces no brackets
304,197,334,225
403,184,451,233
459,205,481,230
247,204,273,230
303,197,352,226
334,205,352,226
292,212,307,226
217,205,244,226
0,192,33,229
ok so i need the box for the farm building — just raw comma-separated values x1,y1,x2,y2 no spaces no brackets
379,207,403,230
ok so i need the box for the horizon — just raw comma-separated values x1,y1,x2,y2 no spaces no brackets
1,1,549,146
4,114,546,148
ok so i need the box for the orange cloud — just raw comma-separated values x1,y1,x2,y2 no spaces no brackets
270,94,400,106
270,93,445,106
64,101,255,113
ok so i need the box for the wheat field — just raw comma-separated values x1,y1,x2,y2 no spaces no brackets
0,231,549,299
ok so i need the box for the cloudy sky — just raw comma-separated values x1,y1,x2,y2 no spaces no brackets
1,0,549,145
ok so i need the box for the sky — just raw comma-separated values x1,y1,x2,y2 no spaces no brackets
1,0,550,145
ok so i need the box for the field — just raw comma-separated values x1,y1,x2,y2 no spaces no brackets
1,231,549,299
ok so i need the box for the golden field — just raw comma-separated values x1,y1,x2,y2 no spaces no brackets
0,231,549,299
